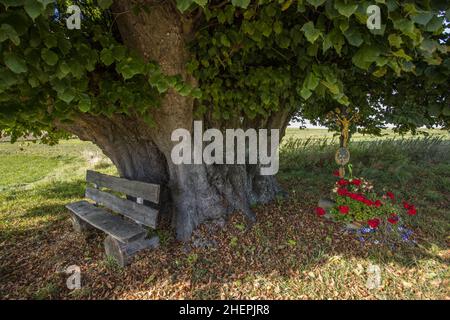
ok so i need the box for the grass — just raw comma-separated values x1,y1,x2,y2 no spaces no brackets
0,129,449,299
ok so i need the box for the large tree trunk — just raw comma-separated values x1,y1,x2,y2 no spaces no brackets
60,112,287,241
57,1,291,240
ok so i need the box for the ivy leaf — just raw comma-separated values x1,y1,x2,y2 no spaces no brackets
273,21,283,35
344,28,363,47
301,21,321,43
334,0,358,18
58,88,76,104
0,24,20,45
38,0,54,9
304,72,319,91
388,34,403,48
112,45,127,61
178,84,192,96
176,0,194,12
98,0,113,9
231,0,251,9
100,48,114,66
155,80,169,94
393,19,415,39
193,0,207,7
352,45,381,70
41,48,59,66
3,52,27,74
299,87,312,100
328,28,345,55
411,11,434,26
191,88,202,99
24,1,44,20
306,0,326,9
220,34,231,47
425,16,443,33
78,94,91,112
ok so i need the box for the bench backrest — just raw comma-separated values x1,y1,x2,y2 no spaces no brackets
85,170,160,229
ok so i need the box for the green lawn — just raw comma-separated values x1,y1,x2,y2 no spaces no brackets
0,130,449,299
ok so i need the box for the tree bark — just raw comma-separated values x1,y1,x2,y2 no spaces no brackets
56,1,291,241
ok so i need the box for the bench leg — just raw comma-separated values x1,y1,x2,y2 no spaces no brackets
70,214,95,237
104,235,160,267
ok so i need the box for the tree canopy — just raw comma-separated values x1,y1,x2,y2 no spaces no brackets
0,0,449,143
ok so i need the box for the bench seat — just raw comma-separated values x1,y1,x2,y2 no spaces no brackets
66,201,147,243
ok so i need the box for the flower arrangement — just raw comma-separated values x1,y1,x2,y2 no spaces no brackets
315,167,418,245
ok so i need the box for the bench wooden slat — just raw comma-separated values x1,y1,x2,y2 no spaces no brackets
86,187,158,229
66,201,146,243
86,170,160,204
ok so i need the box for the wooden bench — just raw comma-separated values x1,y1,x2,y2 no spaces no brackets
66,170,160,267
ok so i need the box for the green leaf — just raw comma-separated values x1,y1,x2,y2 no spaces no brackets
58,88,75,104
327,28,345,55
393,19,415,39
98,0,113,9
41,48,59,66
78,94,91,112
112,45,127,61
191,88,202,99
388,34,403,48
100,48,114,66
425,16,443,33
231,0,251,9
273,21,283,35
352,45,381,70
0,24,20,46
178,84,192,96
38,0,54,9
300,87,312,100
57,62,71,79
3,52,27,74
24,0,44,20
176,0,194,12
306,0,326,9
392,49,412,61
411,11,434,26
220,34,231,47
193,0,207,7
344,28,363,47
301,21,321,43
334,0,358,18
304,72,319,90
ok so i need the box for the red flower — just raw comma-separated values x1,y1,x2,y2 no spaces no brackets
403,201,417,215
337,188,348,196
339,205,350,214
363,199,373,206
388,214,399,224
333,170,340,177
368,218,380,229
374,200,383,208
352,179,362,186
386,192,395,200
337,179,348,186
315,207,326,216
407,206,417,216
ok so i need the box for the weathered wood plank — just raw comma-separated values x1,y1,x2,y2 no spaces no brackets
104,235,159,267
86,170,160,203
85,187,158,229
66,201,146,243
